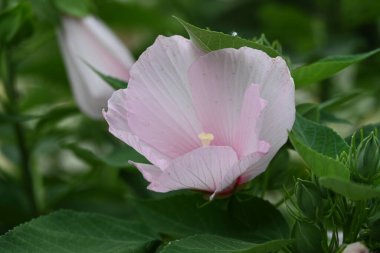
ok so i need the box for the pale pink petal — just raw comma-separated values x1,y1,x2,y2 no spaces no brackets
103,89,170,168
129,162,162,182
125,35,204,158
243,53,295,181
147,146,238,193
239,154,272,184
234,84,269,157
58,16,134,119
189,47,294,178
216,148,269,194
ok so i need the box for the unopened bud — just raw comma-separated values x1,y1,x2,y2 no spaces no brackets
355,132,380,182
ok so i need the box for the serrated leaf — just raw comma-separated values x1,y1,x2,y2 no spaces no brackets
289,133,350,179
174,17,280,57
0,210,159,253
292,48,380,87
135,193,289,243
292,114,349,158
86,62,128,90
289,115,350,179
161,235,292,253
319,177,380,200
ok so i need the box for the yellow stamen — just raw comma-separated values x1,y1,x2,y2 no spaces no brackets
198,132,214,147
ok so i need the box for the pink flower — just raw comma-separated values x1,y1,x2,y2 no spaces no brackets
104,35,295,198
343,242,369,253
58,16,134,119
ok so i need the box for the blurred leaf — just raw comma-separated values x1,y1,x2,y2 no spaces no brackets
319,111,350,125
175,17,280,57
87,63,128,90
52,0,92,17
289,115,350,179
0,210,159,252
293,48,380,87
161,235,292,253
319,91,361,111
63,142,146,168
319,177,380,200
0,113,38,124
63,143,102,166
29,0,59,24
0,2,33,47
102,146,147,167
34,105,79,132
135,193,289,243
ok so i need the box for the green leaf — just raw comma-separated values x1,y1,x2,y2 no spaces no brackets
174,17,280,57
319,177,380,200
87,63,128,90
293,222,323,253
289,115,350,179
290,133,349,179
292,114,349,158
296,103,320,122
52,0,92,17
161,235,292,253
135,193,289,243
292,48,380,87
0,210,159,253
319,91,361,111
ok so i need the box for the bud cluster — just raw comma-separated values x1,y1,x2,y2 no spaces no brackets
347,131,380,184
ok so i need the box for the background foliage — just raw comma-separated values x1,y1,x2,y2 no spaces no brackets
0,0,379,252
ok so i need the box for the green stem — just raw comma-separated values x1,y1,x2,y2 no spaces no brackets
1,49,38,216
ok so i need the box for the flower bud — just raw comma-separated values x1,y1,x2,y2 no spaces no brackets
295,179,323,220
57,15,134,119
354,132,380,182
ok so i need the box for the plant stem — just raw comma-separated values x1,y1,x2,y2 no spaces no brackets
0,49,38,216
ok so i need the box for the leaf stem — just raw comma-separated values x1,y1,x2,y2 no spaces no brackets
0,48,38,216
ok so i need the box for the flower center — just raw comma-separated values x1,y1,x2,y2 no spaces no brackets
198,132,214,147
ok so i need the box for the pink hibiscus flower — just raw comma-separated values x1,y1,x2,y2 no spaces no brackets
104,35,295,198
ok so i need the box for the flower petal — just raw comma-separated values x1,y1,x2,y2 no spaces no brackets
58,16,134,119
104,89,170,168
189,47,294,174
147,146,238,193
234,84,269,157
125,35,204,158
129,162,162,182
216,151,265,194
